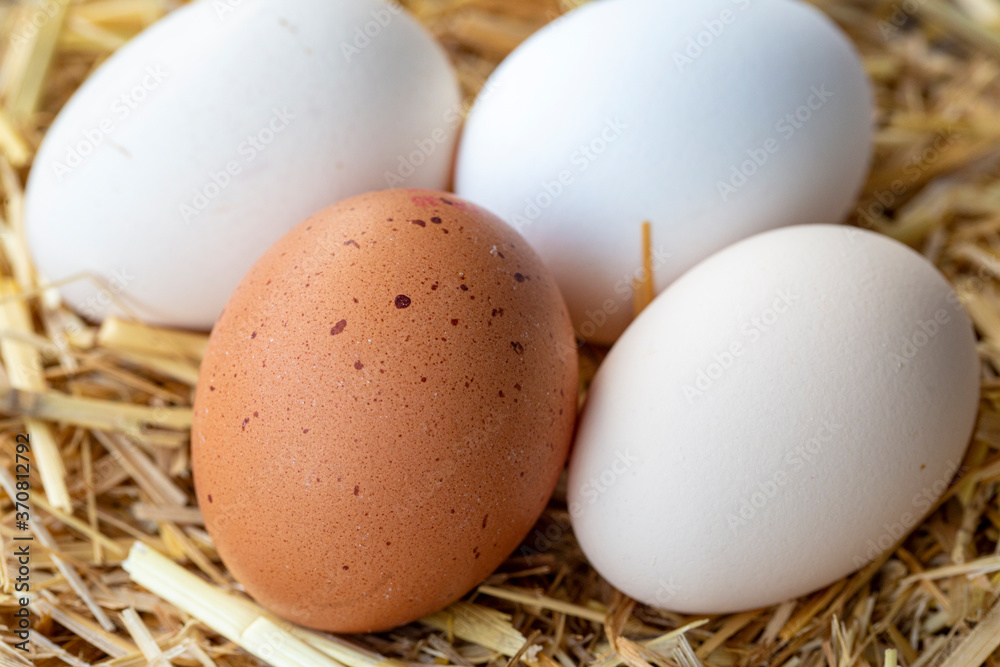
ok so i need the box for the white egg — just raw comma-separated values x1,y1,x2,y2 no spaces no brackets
27,0,460,329
455,0,873,344
567,226,979,613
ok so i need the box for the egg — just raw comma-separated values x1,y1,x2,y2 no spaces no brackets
567,225,979,613
192,189,578,632
26,0,460,330
455,0,873,345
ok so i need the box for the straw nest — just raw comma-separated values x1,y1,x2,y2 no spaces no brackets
2,0,1000,665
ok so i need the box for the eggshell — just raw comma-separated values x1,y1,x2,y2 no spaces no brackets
456,0,873,344
567,225,979,613
26,0,460,329
192,189,578,632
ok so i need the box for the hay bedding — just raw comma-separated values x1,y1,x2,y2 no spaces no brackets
1,0,1000,665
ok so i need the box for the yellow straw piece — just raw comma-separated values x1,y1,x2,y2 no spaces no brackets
124,542,343,667
0,278,71,511
6,0,1000,665
97,317,208,361
632,222,656,317
0,109,31,167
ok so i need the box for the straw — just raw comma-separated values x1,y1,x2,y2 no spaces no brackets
4,1,1000,666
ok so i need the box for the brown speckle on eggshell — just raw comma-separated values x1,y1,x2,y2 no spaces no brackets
191,189,577,633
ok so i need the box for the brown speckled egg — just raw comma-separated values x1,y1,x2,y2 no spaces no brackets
192,189,578,633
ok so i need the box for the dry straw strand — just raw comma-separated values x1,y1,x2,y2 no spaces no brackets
2,0,1000,666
